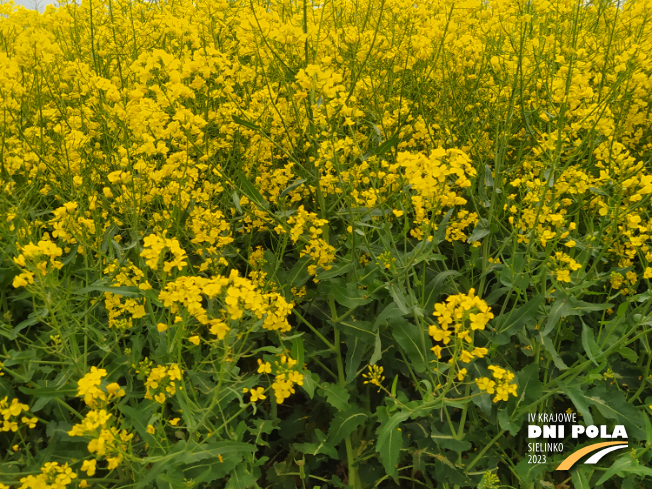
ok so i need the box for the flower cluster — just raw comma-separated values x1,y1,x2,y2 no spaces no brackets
282,206,335,276
263,354,304,404
101,262,149,328
68,409,133,472
429,288,493,364
140,234,188,272
397,148,478,241
475,365,518,403
362,365,385,392
75,366,125,407
16,462,77,489
144,363,183,404
550,252,583,283
12,239,64,287
1,396,38,433
158,270,293,337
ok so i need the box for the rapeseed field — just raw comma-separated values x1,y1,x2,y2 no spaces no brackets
0,0,651,487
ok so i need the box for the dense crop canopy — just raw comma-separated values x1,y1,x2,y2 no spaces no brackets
1,0,652,487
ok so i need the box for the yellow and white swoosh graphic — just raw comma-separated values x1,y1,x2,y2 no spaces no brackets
556,441,628,471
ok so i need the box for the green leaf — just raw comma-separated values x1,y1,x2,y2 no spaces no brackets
390,317,429,373
287,255,312,289
119,403,157,447
225,464,258,489
401,239,446,268
495,295,544,335
370,332,382,365
249,419,276,447
235,170,270,210
294,431,339,459
376,411,409,479
581,323,602,366
541,334,568,370
363,135,399,161
513,458,546,484
644,409,652,446
561,385,593,425
301,370,318,399
136,442,187,488
73,283,140,297
467,218,490,243
156,466,185,489
291,337,304,371
18,385,77,398
571,467,592,489
617,346,638,363
514,272,530,290
280,178,306,199
618,464,652,478
328,406,368,444
232,115,267,135
430,424,472,452
320,383,350,411
387,282,411,314
187,370,216,395
542,292,613,337
595,456,633,486
424,269,463,306
435,207,455,244
181,440,257,464
330,281,373,308
586,386,646,439
316,260,354,280
516,362,543,406
390,376,400,398
485,286,509,306
345,337,366,383
11,308,48,339
3,348,37,367
232,191,242,213
374,302,405,330
492,295,544,345
101,223,118,253
498,408,521,436
484,164,495,188
331,319,375,343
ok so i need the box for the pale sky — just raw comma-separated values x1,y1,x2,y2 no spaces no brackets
9,0,57,11
6,0,627,14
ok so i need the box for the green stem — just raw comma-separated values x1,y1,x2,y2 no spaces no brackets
293,309,336,350
334,326,358,489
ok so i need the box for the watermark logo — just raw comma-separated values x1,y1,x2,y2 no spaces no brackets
526,412,628,470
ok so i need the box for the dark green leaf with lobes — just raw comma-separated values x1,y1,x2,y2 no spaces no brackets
331,281,373,308
345,336,366,382
376,411,409,479
540,334,568,370
330,319,375,342
374,302,405,330
585,386,645,439
320,383,350,411
495,295,544,334
542,291,612,337
390,316,429,373
328,406,368,444
561,385,593,425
